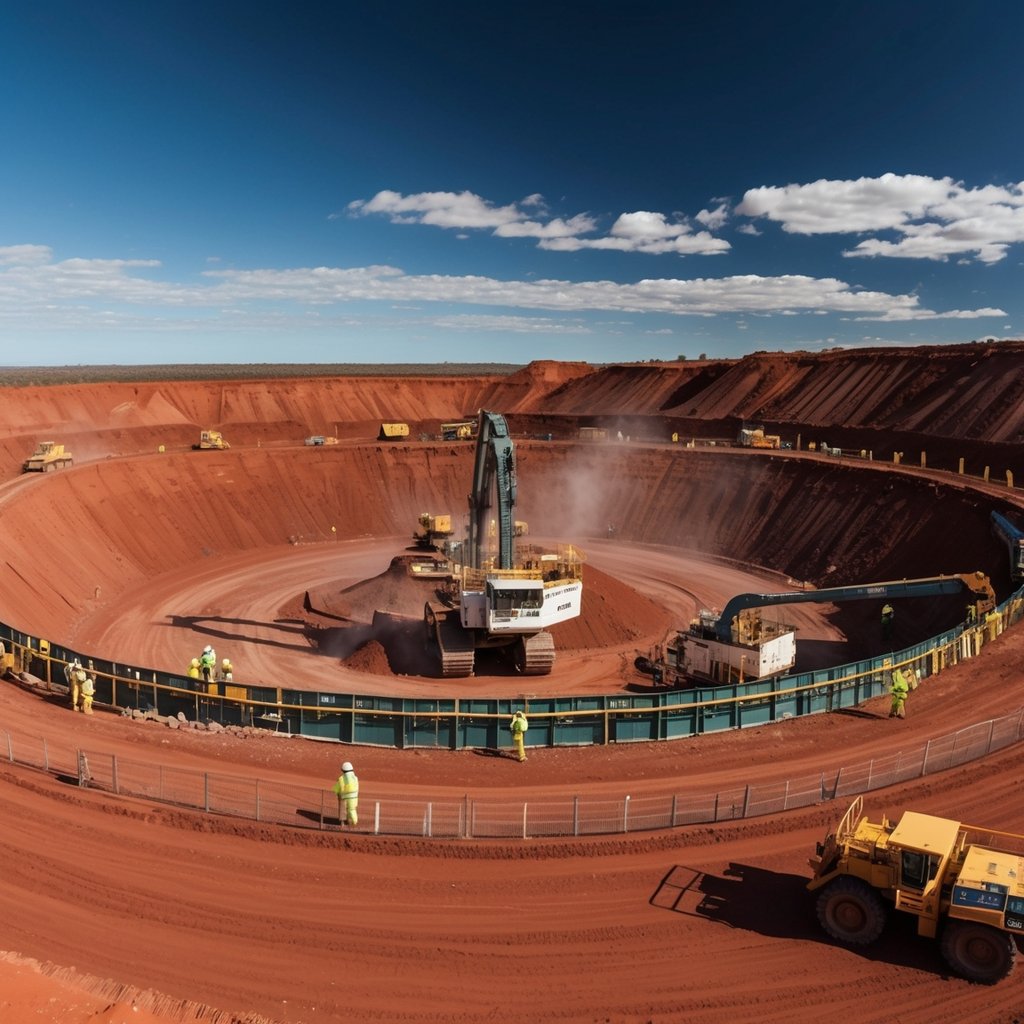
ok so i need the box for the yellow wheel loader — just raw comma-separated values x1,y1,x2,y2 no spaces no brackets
808,796,1024,983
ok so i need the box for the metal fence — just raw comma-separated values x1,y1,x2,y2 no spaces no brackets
2,587,1022,751
3,706,1022,839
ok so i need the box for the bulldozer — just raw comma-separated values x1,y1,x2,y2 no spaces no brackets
808,795,1024,983
23,441,73,472
192,430,230,450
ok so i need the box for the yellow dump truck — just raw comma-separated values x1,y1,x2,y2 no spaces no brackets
192,430,230,450
808,795,1024,983
378,422,409,441
23,441,73,472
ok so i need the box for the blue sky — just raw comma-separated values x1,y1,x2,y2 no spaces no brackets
1,1,1022,366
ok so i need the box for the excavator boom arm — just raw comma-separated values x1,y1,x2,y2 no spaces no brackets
714,572,994,642
466,410,517,570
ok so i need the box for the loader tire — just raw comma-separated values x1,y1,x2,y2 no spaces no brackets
940,920,1016,984
815,877,886,946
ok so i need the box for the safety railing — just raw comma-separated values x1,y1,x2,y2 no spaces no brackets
1,706,1022,839
2,589,1022,751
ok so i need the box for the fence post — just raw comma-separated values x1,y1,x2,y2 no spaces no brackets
986,719,995,753
6,731,12,762
77,751,89,788
783,780,790,811
623,794,631,833
573,795,579,836
374,801,380,835
522,802,528,839
319,789,325,830
922,739,932,776
671,793,678,827
112,753,119,795
741,785,750,818
462,794,469,839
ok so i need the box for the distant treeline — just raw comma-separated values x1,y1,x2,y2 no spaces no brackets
0,363,525,387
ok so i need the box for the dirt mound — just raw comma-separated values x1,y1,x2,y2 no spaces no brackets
343,638,392,674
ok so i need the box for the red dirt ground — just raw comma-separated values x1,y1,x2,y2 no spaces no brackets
2,347,1024,1023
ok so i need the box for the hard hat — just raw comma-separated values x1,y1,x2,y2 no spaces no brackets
73,658,82,667
341,761,354,772
191,658,199,667
222,658,231,667
204,645,212,653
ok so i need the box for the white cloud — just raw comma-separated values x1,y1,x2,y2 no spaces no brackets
0,244,53,265
347,189,729,255
0,246,1003,335
736,173,1024,263
696,203,729,231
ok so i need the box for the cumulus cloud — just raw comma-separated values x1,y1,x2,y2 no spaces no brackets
347,189,729,256
736,173,1024,263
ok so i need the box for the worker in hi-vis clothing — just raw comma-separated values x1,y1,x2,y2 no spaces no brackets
65,659,87,711
881,602,895,641
333,761,359,827
510,710,529,762
889,668,910,719
81,675,95,715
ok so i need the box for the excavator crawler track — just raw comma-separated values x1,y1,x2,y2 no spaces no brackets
425,602,475,677
515,631,555,675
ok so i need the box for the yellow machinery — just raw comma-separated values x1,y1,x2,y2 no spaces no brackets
192,430,230,450
378,422,409,441
23,441,73,472
414,512,454,549
736,426,781,449
441,421,474,440
808,796,1024,983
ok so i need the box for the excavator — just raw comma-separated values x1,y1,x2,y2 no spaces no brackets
423,410,584,677
637,571,996,687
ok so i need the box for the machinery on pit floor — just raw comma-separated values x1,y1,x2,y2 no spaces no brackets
808,795,1024,984
991,511,1024,583
635,572,996,688
304,435,339,446
423,409,584,677
413,512,455,550
192,430,230,450
22,440,73,472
